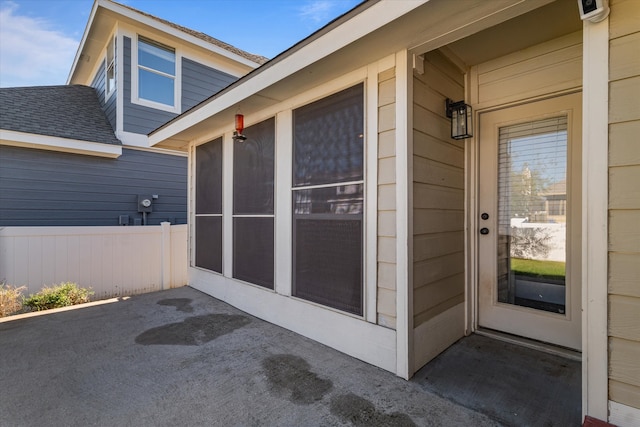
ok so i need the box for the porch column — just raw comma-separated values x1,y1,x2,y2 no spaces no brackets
581,13,609,422
395,49,414,379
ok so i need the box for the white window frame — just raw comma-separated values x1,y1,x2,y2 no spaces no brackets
131,34,181,114
105,34,116,101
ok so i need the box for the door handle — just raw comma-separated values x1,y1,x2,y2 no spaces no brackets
480,228,489,235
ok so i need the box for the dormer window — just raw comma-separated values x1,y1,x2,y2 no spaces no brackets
137,37,176,109
105,36,115,98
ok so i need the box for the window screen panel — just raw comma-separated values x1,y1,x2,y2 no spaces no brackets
195,216,222,273
233,217,274,289
196,138,222,214
293,84,364,187
293,184,363,215
293,218,362,315
233,118,275,215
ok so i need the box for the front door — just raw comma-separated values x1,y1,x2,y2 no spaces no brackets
477,93,582,350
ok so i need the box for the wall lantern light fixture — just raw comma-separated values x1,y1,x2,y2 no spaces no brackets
445,98,473,140
233,113,247,141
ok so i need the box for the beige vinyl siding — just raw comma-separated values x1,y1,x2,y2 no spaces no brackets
608,0,640,410
377,67,397,329
473,31,582,110
412,51,465,328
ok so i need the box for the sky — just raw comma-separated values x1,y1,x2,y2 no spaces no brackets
0,0,361,88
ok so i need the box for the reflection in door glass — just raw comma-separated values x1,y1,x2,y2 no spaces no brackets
497,116,567,314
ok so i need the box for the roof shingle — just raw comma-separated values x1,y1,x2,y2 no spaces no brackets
0,85,121,146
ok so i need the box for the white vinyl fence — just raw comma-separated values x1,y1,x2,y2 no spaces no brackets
0,223,187,299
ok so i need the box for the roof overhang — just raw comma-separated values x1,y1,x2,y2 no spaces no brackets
1,130,122,158
148,0,560,150
67,0,264,85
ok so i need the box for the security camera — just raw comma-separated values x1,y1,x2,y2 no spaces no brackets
578,0,609,23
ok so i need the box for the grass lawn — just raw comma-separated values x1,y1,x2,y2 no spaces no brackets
511,258,565,281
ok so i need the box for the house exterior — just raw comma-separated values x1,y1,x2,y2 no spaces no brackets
147,0,639,424
0,0,266,227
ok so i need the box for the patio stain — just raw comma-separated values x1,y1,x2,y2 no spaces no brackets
262,354,333,404
135,314,250,346
157,298,194,313
330,393,416,427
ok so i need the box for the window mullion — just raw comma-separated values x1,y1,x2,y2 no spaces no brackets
137,64,175,79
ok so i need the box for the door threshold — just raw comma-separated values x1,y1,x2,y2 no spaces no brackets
475,328,582,361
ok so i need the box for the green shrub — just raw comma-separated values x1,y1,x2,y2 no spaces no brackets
0,283,27,317
23,282,93,311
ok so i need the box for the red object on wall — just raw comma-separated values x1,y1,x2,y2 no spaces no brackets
235,114,244,135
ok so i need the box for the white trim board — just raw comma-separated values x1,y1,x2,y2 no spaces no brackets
1,130,121,158
395,49,413,379
609,401,640,427
189,267,397,374
581,16,609,421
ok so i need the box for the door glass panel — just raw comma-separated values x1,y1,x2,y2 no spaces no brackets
497,116,567,314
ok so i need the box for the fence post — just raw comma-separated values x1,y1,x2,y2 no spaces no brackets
161,222,171,290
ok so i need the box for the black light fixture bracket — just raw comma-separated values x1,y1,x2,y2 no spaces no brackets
232,131,247,141
445,98,466,118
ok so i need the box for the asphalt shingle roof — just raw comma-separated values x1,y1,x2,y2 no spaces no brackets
0,85,121,146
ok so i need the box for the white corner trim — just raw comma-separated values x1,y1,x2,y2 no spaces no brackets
395,49,412,379
581,16,609,422
116,32,125,137
609,401,640,426
0,130,121,158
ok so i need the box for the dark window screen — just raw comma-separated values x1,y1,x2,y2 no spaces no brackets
195,138,223,273
293,84,364,187
232,117,275,288
233,217,274,289
292,84,364,316
195,216,222,273
293,185,363,215
293,218,362,315
233,118,275,215
196,138,222,214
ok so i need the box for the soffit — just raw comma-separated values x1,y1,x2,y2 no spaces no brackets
445,0,583,67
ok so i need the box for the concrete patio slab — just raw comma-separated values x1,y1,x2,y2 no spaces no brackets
0,286,499,427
